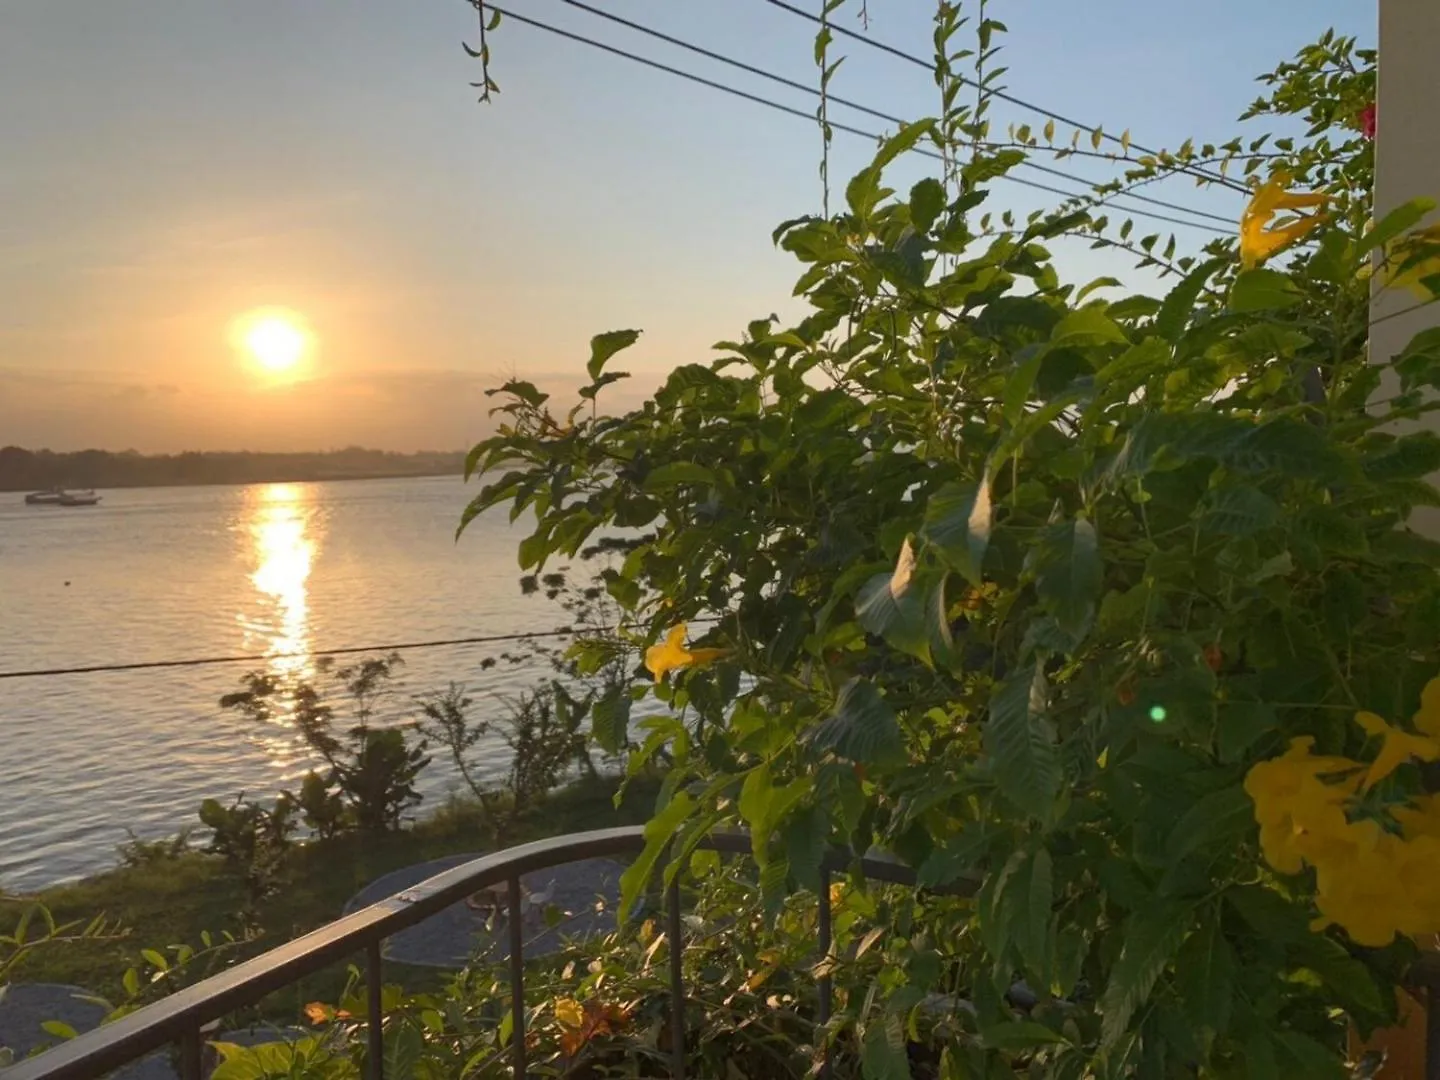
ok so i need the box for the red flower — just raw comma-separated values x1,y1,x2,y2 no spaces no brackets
1359,103,1376,140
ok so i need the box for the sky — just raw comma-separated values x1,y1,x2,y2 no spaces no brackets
1,0,1372,454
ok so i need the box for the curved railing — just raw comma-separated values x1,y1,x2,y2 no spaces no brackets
2,827,974,1080
13,828,1440,1080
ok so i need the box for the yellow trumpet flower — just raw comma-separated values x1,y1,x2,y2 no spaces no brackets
1239,173,1328,269
1355,710,1440,791
644,624,729,681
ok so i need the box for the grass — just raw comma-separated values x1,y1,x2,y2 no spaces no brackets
0,772,661,1025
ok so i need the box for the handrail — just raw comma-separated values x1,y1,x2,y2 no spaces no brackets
3,827,974,1080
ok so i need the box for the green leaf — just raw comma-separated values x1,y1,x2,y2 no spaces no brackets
618,792,695,923
1298,505,1368,557
40,1020,78,1040
1291,935,1385,1017
1358,197,1438,257
1275,1031,1349,1080
916,828,990,887
1014,848,1054,985
643,462,717,490
1201,486,1280,537
909,177,947,232
1097,582,1153,637
985,663,1059,821
1050,307,1129,347
861,1011,911,1080
847,119,936,218
1363,431,1440,481
924,478,992,585
783,805,828,892
517,528,552,571
1027,518,1102,639
1002,344,1047,424
809,679,906,767
976,849,1025,962
384,1023,424,1080
1175,915,1235,1037
982,1020,1069,1051
591,686,631,755
1229,268,1303,313
1226,885,1309,944
855,541,933,665
1245,1032,1280,1080
738,763,808,867
1154,258,1225,343
1099,904,1191,1047
1165,785,1252,866
1373,528,1440,567
140,948,169,972
488,378,548,407
587,329,642,380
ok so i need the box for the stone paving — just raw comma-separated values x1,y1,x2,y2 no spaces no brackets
341,852,628,968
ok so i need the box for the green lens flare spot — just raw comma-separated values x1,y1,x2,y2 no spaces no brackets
1149,705,1168,723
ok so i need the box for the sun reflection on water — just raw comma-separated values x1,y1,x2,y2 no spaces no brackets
239,483,322,771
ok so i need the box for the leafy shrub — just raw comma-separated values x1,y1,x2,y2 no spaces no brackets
452,10,1440,1078
418,679,593,846
115,827,197,868
219,654,431,835
198,794,298,866
296,770,345,840
198,792,298,918
0,904,127,1067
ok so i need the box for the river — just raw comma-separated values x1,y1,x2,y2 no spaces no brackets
0,475,604,891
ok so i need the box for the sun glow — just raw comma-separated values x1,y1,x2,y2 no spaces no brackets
233,308,311,376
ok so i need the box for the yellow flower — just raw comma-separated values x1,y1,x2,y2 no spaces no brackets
1354,710,1440,791
1311,827,1440,946
1312,839,1411,946
1245,738,1358,873
1394,793,1440,842
1243,684,1440,946
1239,173,1328,268
644,624,729,681
554,998,585,1029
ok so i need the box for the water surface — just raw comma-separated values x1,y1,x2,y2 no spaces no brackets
0,476,590,891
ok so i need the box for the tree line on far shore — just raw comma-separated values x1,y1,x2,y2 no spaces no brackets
0,445,465,492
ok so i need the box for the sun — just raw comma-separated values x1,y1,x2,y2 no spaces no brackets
233,308,311,375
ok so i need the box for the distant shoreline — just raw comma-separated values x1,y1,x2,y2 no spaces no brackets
0,446,471,493
0,467,464,494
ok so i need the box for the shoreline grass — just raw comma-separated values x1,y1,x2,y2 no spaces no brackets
0,772,660,1022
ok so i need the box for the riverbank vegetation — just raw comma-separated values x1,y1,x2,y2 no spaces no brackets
0,773,660,1017
0,446,464,492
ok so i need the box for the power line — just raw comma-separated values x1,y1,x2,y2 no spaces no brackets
0,630,580,680
481,5,1228,237
759,0,1248,195
0,615,728,681
545,0,1234,229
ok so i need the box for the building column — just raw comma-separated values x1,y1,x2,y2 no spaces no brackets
1373,0,1440,542
1362,13,1440,1078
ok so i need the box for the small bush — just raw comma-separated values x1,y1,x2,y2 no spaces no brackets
219,654,431,837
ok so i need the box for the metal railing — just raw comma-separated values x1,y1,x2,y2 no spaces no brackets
2,827,970,1080
8,826,1440,1080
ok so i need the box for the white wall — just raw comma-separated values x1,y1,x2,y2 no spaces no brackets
1374,0,1440,536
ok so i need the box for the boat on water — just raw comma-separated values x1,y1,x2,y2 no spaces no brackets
58,489,101,507
23,488,64,505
